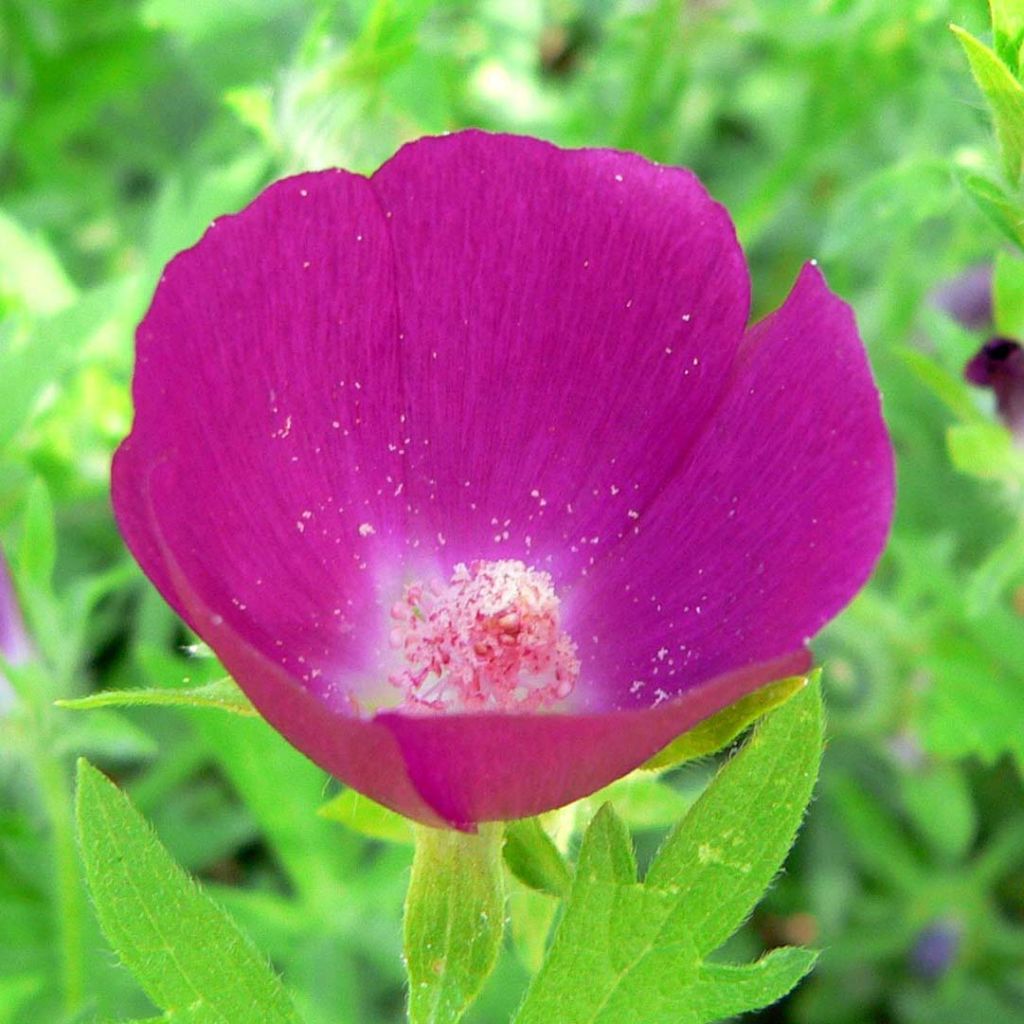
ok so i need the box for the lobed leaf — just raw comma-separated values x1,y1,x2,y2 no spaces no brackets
515,682,823,1023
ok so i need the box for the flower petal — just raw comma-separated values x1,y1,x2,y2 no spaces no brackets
376,650,810,827
568,264,894,707
113,169,408,707
155,498,808,827
369,130,751,581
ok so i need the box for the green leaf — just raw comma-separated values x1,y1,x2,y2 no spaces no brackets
515,685,822,1024
957,170,1024,251
947,421,1024,482
503,818,571,897
404,824,505,1024
644,677,823,954
684,948,819,1020
919,636,1024,769
953,25,1024,185
56,678,257,716
993,249,1024,337
75,760,302,1024
642,675,808,770
317,788,414,844
990,0,1024,72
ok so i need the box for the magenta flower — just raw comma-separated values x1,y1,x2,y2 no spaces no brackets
113,132,893,829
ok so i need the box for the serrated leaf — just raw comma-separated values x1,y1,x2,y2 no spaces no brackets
75,760,302,1024
644,678,823,954
404,824,505,1024
56,677,257,716
504,818,571,897
953,25,1024,185
317,788,414,844
515,687,822,1024
642,675,807,770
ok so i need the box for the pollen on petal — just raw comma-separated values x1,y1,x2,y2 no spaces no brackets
388,559,579,712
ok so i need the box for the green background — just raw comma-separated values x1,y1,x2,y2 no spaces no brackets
2,1,1023,1021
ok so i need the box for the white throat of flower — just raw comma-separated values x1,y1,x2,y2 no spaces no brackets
388,559,579,712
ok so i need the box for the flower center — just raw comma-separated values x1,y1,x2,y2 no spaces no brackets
388,559,579,712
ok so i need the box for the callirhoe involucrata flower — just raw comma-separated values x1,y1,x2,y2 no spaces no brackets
114,131,893,829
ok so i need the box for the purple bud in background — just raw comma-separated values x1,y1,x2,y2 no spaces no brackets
932,264,993,331
964,338,1024,441
911,919,961,981
0,548,30,714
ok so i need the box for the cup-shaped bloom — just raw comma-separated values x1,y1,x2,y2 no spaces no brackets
114,132,893,828
0,547,30,715
965,337,1024,442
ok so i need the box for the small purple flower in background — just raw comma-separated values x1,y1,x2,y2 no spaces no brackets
0,548,30,715
911,919,961,982
113,131,893,828
964,338,1024,442
932,264,993,332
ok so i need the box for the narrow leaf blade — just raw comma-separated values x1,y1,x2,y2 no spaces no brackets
75,760,301,1024
57,678,257,716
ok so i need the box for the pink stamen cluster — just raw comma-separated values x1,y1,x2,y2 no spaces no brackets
388,559,580,712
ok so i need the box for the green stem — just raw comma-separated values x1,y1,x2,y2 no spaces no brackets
34,734,85,1014
404,823,506,1024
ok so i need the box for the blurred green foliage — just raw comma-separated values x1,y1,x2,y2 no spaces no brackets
2,0,1024,1021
